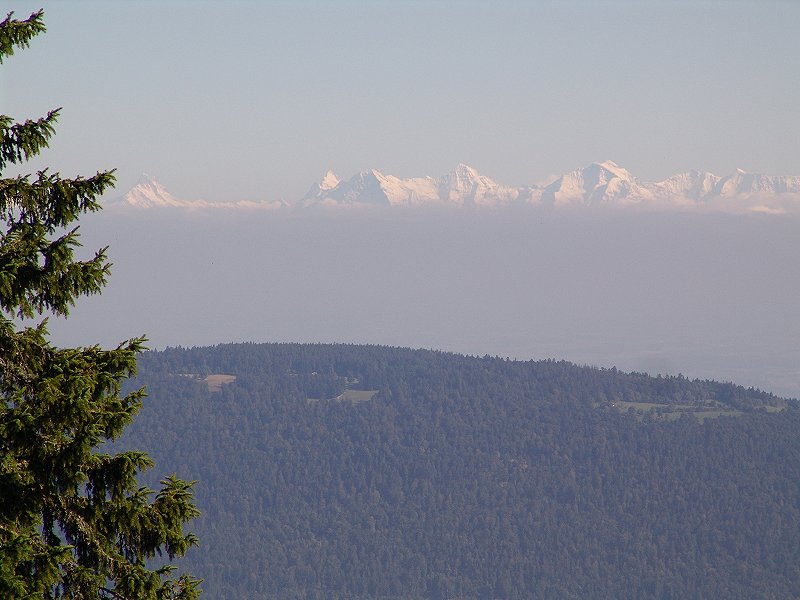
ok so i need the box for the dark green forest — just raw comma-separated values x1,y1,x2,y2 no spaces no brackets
121,343,800,599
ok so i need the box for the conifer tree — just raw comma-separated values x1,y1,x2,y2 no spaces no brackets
0,11,201,598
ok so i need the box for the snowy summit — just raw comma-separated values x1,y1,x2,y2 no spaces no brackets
123,174,184,208
115,174,284,210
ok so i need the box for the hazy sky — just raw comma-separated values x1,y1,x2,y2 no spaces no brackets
3,0,800,201
45,209,800,399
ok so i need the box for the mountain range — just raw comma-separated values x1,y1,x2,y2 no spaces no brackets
114,161,800,214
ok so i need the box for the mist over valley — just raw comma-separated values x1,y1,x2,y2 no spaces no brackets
49,207,800,400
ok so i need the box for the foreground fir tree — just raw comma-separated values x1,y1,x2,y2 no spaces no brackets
0,11,201,599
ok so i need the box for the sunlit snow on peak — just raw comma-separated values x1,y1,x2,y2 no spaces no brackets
118,162,800,214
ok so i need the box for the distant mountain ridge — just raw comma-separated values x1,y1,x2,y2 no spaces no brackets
301,163,522,208
116,174,285,210
116,162,800,213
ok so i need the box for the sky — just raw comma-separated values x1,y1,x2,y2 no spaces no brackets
3,1,800,400
3,0,800,202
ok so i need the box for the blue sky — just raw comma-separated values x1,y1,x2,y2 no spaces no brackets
4,0,800,201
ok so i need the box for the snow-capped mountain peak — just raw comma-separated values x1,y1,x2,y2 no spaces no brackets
592,160,634,180
321,170,340,190
542,160,653,207
116,174,283,210
452,163,480,178
303,169,344,203
442,163,483,189
436,163,518,206
123,174,183,208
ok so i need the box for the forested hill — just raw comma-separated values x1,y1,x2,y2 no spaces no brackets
122,343,800,599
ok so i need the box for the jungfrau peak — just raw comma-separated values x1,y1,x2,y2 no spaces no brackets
372,170,439,206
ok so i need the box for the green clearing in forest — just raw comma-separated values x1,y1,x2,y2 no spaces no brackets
307,389,378,404
613,400,761,421
334,389,378,404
